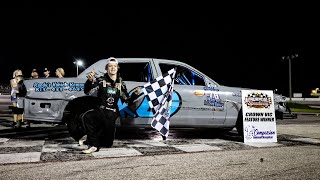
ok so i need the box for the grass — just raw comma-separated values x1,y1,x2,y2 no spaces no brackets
290,108,320,113
287,102,320,113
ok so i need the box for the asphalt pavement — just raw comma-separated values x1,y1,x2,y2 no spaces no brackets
1,94,320,179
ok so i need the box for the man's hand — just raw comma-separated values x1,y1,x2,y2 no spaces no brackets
134,87,141,95
87,69,96,81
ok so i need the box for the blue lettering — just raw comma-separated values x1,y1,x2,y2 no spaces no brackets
51,87,64,92
33,82,50,88
35,87,47,92
69,82,84,87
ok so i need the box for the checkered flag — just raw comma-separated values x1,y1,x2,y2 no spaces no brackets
143,68,176,137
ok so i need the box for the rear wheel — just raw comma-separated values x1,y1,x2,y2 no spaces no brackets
62,96,100,141
64,111,86,141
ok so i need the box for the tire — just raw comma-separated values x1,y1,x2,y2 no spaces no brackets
236,108,244,139
64,112,86,141
62,96,100,141
275,110,283,120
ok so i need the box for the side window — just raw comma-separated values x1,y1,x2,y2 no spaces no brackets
159,64,205,86
118,62,151,82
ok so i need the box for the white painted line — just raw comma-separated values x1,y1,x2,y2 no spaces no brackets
292,138,320,144
42,144,68,153
0,140,45,148
42,144,87,152
0,138,9,143
194,139,233,144
0,152,41,164
244,142,282,147
54,137,75,141
134,140,168,147
93,148,142,158
172,144,222,152
127,143,153,148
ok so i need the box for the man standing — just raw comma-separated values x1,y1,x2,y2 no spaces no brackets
31,69,39,79
43,68,50,78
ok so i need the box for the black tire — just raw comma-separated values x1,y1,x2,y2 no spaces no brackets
236,108,244,139
62,96,100,141
275,110,283,120
64,112,86,141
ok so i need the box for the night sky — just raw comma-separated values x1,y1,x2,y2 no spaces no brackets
1,7,319,97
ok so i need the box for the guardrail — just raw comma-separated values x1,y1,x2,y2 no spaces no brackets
0,89,10,95
286,98,320,101
286,98,320,105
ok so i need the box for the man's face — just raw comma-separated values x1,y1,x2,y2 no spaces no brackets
32,71,38,78
44,70,49,76
16,70,22,77
107,64,118,75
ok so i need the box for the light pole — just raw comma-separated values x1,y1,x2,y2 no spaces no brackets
73,59,83,76
282,54,298,101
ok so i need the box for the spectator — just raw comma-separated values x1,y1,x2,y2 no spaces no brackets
55,67,65,78
10,69,23,128
43,68,50,78
14,75,29,128
31,69,39,79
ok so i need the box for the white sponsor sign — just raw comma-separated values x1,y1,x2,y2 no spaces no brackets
241,90,277,143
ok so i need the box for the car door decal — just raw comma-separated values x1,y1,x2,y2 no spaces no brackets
118,87,181,118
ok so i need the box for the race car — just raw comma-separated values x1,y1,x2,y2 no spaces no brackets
17,58,291,137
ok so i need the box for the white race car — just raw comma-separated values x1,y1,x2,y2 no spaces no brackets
18,58,291,137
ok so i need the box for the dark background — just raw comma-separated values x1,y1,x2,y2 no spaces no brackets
1,7,319,97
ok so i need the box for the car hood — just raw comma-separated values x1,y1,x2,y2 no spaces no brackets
221,85,286,103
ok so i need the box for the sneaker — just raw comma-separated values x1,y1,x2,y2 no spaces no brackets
14,121,22,129
11,122,17,128
79,139,88,146
25,122,31,128
82,146,99,154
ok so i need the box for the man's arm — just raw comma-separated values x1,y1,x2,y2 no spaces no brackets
120,81,140,105
84,70,99,95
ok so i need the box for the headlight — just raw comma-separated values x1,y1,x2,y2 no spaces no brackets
274,93,286,103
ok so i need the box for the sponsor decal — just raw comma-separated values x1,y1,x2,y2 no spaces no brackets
194,90,205,96
203,86,219,91
244,92,272,108
107,88,117,94
232,92,241,97
118,87,181,118
106,97,115,106
203,92,224,109
33,82,85,92
244,125,276,140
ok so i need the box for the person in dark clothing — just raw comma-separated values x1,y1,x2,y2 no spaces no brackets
9,74,29,129
81,57,140,154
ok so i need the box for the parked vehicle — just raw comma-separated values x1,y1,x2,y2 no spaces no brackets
310,88,320,97
18,58,291,137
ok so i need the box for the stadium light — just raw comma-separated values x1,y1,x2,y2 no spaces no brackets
282,54,298,101
73,59,84,76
